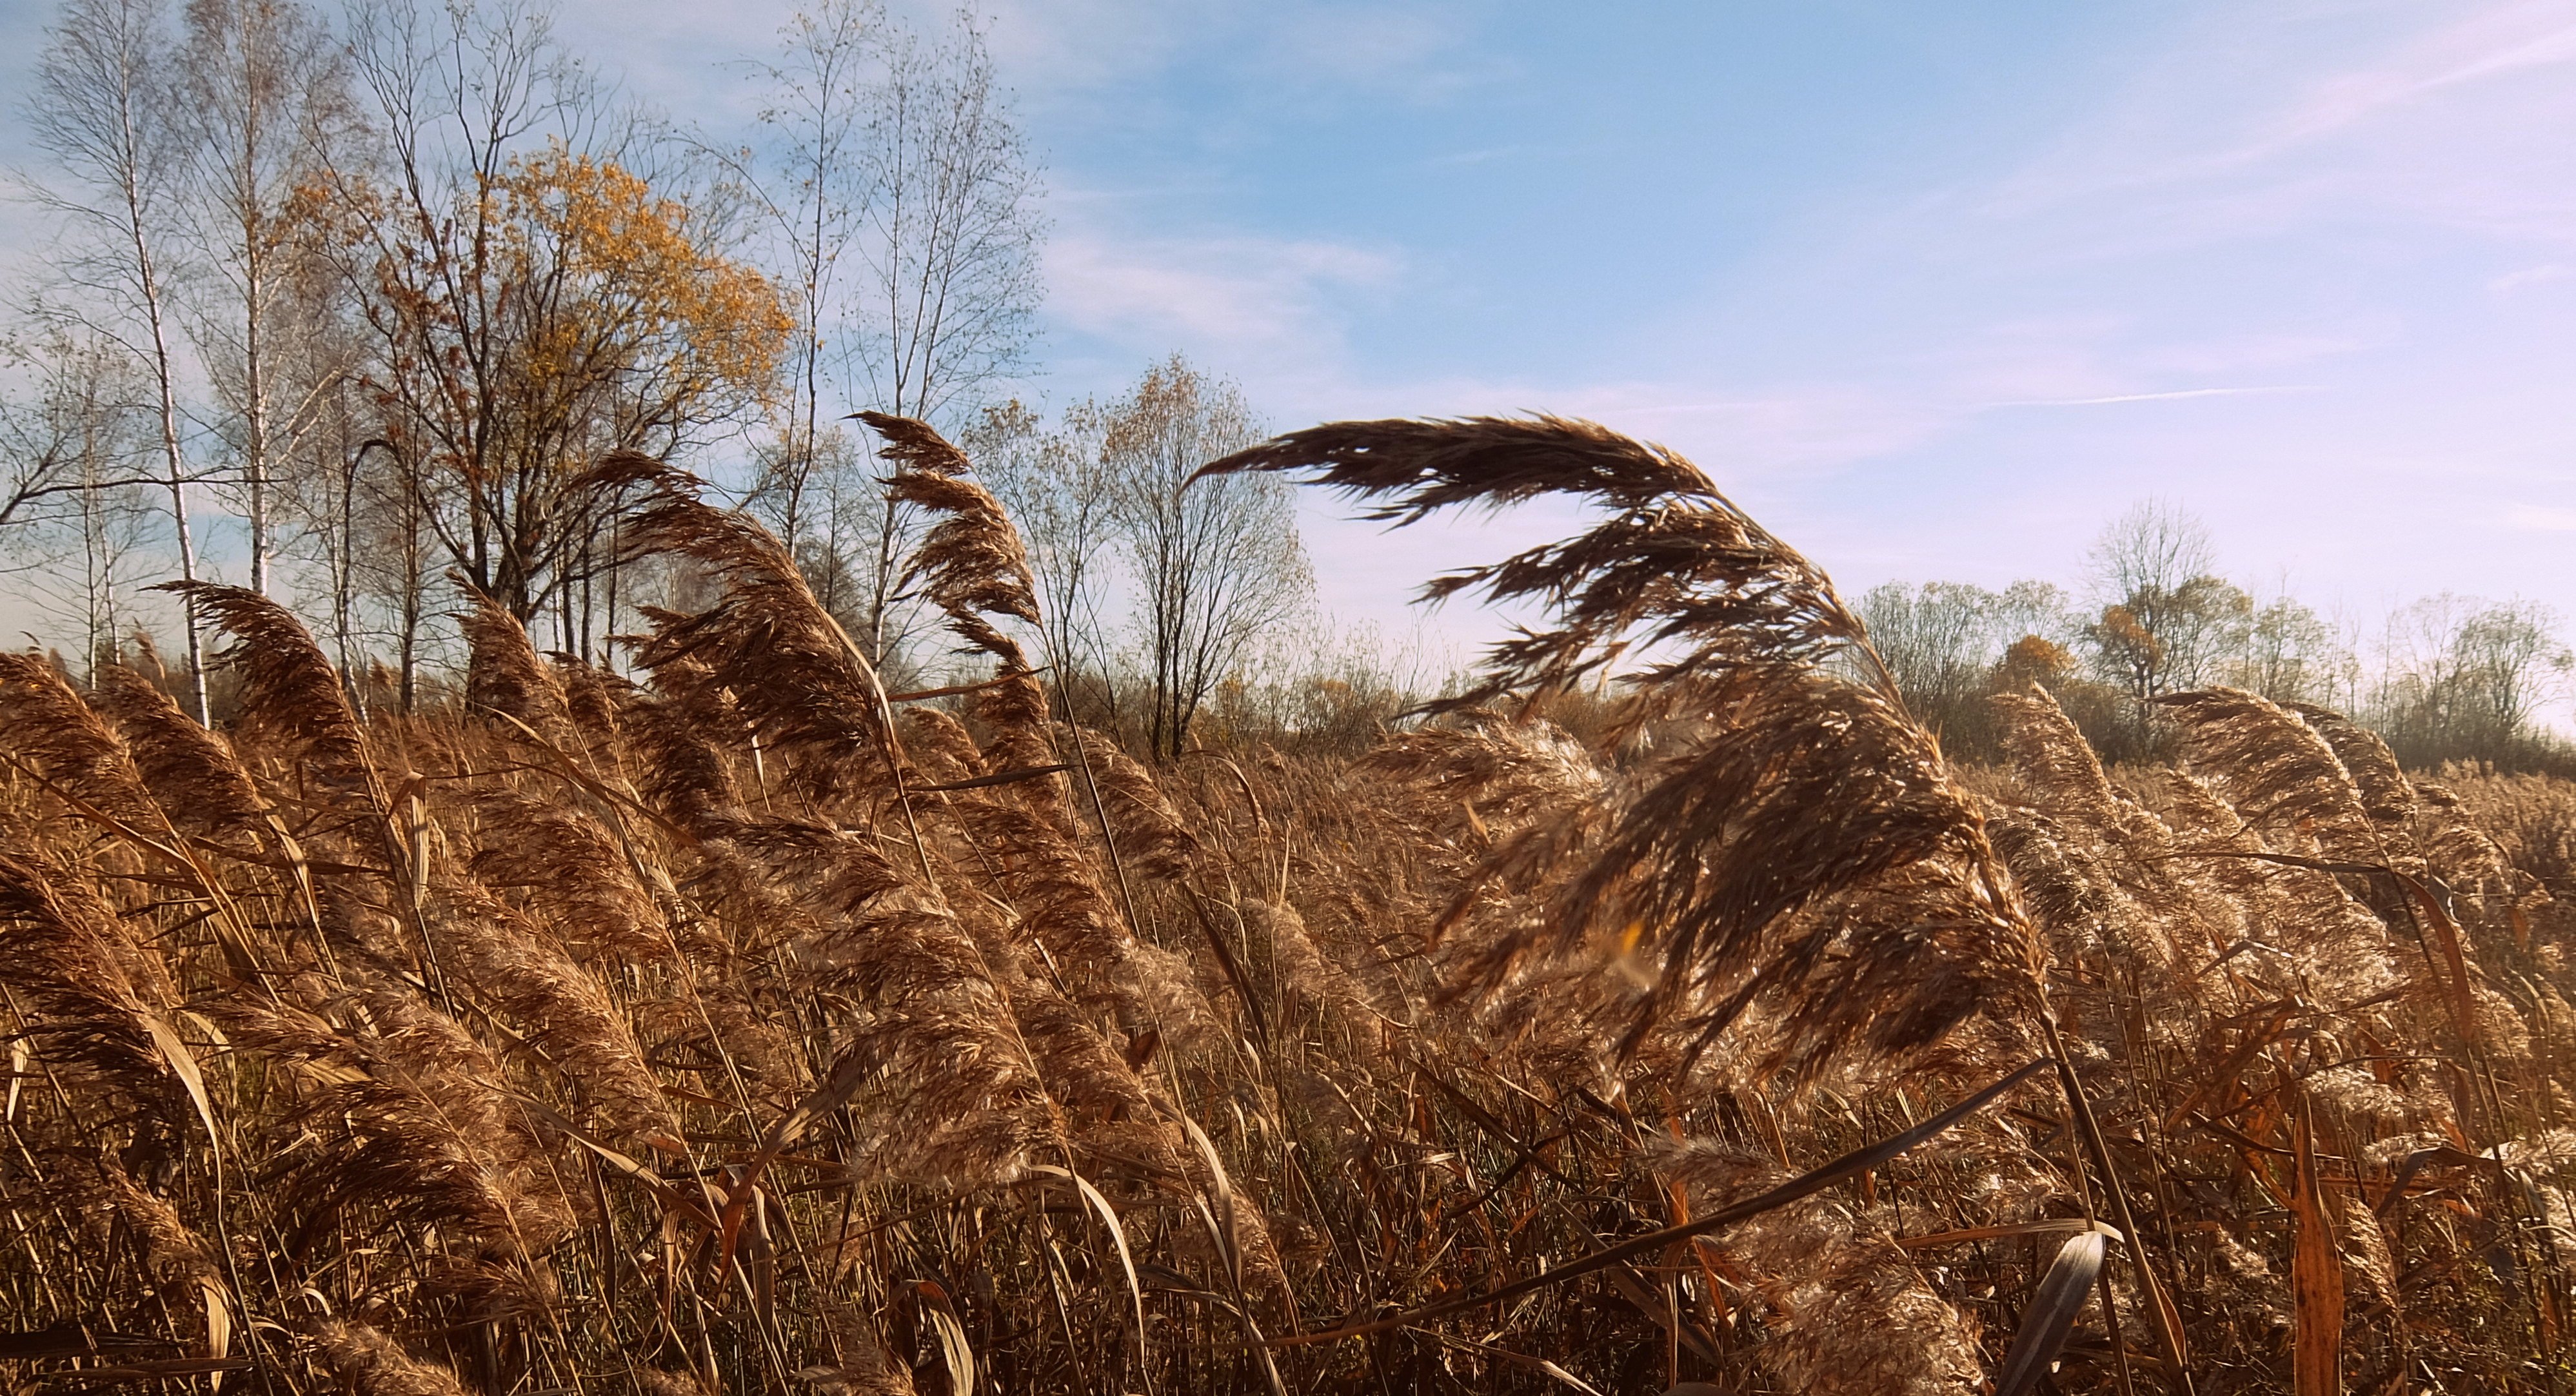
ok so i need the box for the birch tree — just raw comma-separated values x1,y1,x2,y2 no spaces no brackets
175,0,350,597
29,0,212,720
847,10,1042,670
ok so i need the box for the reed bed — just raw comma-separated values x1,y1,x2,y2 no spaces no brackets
3,416,2573,1394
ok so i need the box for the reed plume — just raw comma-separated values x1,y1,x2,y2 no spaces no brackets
1205,415,2045,1078
308,1321,475,1396
9,415,2576,1393
580,453,893,805
455,578,577,741
85,662,268,838
0,653,160,826
157,582,380,812
0,851,190,1134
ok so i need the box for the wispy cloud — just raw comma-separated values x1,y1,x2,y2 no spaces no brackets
2507,504,2576,532
1043,224,1400,385
1968,1,2576,257
1992,385,2319,408
2492,262,2573,293
973,0,1491,106
2245,5,2576,160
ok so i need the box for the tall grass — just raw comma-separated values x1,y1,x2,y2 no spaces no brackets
3,416,2572,1394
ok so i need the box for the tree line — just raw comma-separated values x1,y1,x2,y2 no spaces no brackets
2,0,1343,758
1861,500,2574,772
3,0,2562,771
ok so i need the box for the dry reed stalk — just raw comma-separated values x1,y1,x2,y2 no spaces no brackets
8,421,2576,1393
714,818,1057,1186
2155,689,2402,872
581,453,900,809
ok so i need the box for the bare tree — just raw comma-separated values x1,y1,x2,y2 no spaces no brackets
857,11,1041,426
2,328,159,674
46,426,160,682
728,0,882,558
2374,596,2572,769
0,328,166,540
1100,355,1311,760
27,0,212,720
173,0,350,597
2086,497,2214,604
1860,578,2072,757
2081,500,2250,751
359,440,439,712
964,396,1118,703
1861,581,2010,726
318,0,786,624
285,425,371,684
846,9,1042,667
2226,593,2352,708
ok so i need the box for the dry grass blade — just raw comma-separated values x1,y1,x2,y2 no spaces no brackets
1996,1230,2108,1396
2294,1099,2346,1396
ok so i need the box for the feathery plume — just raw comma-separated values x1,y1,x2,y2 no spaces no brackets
157,582,380,811
467,790,672,963
308,1321,474,1396
0,653,158,825
0,852,188,1128
454,578,575,740
426,883,685,1148
86,662,266,838
580,454,891,805
1207,416,2043,1076
1643,1135,1985,1395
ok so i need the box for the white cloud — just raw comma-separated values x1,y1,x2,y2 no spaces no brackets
2507,504,2576,532
1044,224,1399,383
2492,262,2573,292
1992,385,2317,408
1969,1,2576,256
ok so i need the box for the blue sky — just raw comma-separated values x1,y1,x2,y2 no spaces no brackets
5,0,2573,689
598,0,2576,656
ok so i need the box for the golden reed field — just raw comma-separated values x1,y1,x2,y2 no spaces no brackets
5,415,2576,1395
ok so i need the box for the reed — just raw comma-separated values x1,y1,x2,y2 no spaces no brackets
2,416,2571,1393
